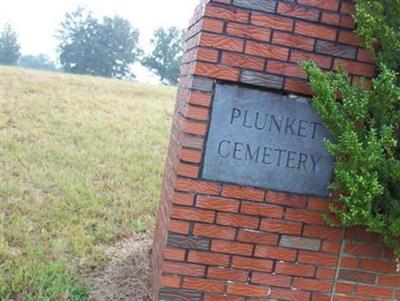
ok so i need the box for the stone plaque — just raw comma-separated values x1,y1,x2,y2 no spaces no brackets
202,84,334,197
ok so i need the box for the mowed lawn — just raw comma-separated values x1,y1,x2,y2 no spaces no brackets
0,67,176,300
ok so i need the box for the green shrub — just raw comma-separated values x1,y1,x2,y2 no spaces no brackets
302,0,400,256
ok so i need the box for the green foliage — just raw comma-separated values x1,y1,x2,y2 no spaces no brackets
302,0,400,255
142,26,185,85
0,23,20,65
57,7,141,79
19,54,57,72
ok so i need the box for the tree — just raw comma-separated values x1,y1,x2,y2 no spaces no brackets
142,27,185,85
301,0,400,256
57,7,141,79
0,23,21,65
19,54,57,71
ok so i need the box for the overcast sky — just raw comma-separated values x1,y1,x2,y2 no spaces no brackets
0,0,199,82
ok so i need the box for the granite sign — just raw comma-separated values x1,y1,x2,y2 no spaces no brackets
202,84,334,196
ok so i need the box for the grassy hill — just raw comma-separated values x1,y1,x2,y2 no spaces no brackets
0,67,176,300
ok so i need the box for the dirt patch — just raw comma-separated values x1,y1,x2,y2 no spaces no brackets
87,232,153,301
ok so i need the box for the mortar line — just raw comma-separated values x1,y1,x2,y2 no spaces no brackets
330,236,345,301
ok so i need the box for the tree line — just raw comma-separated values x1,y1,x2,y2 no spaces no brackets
0,7,185,85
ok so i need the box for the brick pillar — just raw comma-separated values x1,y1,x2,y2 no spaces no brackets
152,0,399,300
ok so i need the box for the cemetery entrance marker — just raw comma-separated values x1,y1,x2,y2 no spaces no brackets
152,1,399,300
202,84,334,196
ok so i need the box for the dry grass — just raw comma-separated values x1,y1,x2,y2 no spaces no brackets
0,66,175,300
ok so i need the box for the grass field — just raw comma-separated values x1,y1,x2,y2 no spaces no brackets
0,67,176,300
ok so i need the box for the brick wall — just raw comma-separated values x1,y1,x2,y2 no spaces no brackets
152,0,399,300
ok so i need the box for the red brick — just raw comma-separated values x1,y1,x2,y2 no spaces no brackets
321,12,341,27
306,197,332,212
285,208,325,224
193,223,236,240
295,21,337,41
172,192,195,206
246,41,289,61
227,22,271,42
194,62,239,81
276,262,315,277
303,225,343,240
252,272,291,287
164,248,186,261
227,283,271,298
297,0,339,11
171,206,215,223
290,50,333,69
360,259,397,273
321,240,341,253
237,229,278,245
344,242,382,257
317,267,336,280
196,195,240,213
221,52,265,71
272,32,315,51
211,239,253,256
168,219,190,234
176,162,200,178
185,104,210,121
200,33,244,52
340,257,360,269
340,15,355,29
241,202,284,218
340,2,355,15
356,285,393,299
271,287,311,301
277,2,320,21
183,277,225,293
335,282,354,294
189,91,212,107
251,12,294,32
293,278,333,293
181,118,207,136
232,255,273,272
217,212,259,229
205,5,249,23
205,294,244,301
267,60,308,79
180,148,202,164
222,184,264,201
339,270,376,284
378,275,400,287
284,78,313,96
298,251,338,266
357,49,375,64
265,190,307,207
345,226,381,243
312,294,330,301
338,30,359,46
260,218,302,235
160,275,181,288
203,18,225,33
176,178,220,195
255,245,297,261
383,247,395,259
208,267,249,282
162,261,205,277
334,58,375,77
188,250,230,266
